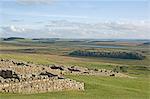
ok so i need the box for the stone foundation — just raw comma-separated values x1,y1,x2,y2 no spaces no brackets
0,78,84,94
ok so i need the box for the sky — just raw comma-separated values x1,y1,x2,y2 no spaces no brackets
0,0,149,39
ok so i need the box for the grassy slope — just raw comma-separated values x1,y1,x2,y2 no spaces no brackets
0,53,149,99
0,41,149,99
0,53,149,75
0,76,149,99
0,53,117,69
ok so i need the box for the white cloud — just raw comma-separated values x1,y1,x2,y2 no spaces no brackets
10,25,25,32
0,20,149,39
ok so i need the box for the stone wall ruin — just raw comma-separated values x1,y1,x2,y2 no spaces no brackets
0,58,130,94
0,59,84,94
0,78,84,94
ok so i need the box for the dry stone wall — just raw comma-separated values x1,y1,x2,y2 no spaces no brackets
0,78,84,94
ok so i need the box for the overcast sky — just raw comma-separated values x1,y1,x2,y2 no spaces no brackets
0,0,149,39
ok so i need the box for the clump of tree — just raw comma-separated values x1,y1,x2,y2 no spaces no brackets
69,50,145,60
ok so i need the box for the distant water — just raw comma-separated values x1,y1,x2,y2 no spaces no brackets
76,45,125,49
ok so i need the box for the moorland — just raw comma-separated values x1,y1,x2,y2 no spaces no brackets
0,37,150,99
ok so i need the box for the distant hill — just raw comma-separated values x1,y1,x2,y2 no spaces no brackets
3,37,25,41
32,38,60,41
141,42,150,46
31,38,60,43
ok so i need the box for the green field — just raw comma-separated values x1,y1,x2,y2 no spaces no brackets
0,39,150,99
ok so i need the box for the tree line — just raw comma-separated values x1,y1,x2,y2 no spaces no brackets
69,50,145,60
